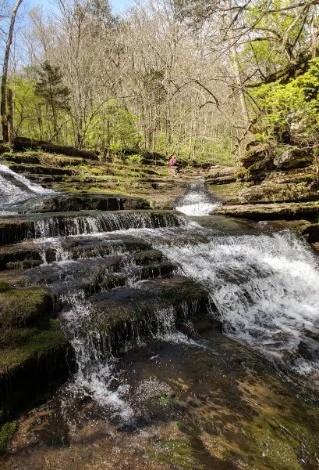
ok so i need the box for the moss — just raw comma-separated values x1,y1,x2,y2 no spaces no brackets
0,320,67,374
6,259,42,270
0,420,17,454
0,281,13,293
243,414,316,470
0,287,53,328
151,436,196,469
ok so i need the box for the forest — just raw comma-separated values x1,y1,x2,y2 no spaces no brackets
1,0,319,166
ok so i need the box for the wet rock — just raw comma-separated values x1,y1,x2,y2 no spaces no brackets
0,282,72,414
0,220,35,245
82,276,212,353
26,194,150,213
0,211,185,245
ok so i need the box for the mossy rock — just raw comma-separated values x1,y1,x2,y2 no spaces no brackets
0,286,53,328
274,146,313,170
214,201,319,220
240,143,274,168
0,320,67,374
0,247,42,271
239,181,319,204
0,318,72,415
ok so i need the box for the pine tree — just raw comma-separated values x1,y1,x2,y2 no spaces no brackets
35,62,70,139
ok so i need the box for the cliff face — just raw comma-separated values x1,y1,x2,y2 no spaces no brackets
237,143,319,204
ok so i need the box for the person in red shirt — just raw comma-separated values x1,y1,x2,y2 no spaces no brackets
168,155,178,176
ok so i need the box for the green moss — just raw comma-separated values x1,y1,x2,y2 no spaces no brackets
0,320,67,374
0,420,17,454
243,416,305,470
6,259,42,270
0,281,13,293
0,287,52,328
151,436,196,469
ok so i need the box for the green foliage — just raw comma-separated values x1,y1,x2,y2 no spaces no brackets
152,131,235,166
11,66,71,142
126,154,143,165
10,75,42,139
253,58,319,142
241,0,308,78
86,99,141,151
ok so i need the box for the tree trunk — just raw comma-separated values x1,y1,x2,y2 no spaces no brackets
1,0,24,142
7,87,14,146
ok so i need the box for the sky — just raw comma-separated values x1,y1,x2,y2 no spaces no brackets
23,0,133,14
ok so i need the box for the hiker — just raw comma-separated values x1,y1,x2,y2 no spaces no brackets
168,155,178,176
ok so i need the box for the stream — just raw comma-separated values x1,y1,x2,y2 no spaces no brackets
1,166,319,468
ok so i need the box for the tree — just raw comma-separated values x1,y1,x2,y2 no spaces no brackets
35,61,70,140
1,0,24,143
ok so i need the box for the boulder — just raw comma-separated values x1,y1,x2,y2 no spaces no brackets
274,147,313,170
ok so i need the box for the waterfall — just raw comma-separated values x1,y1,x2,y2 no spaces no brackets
60,291,192,421
2,174,319,415
175,180,221,216
155,229,319,385
0,164,54,209
60,291,134,421
32,212,187,238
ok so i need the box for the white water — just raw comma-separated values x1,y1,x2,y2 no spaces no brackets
38,211,319,389
0,164,54,208
60,290,191,421
30,212,187,239
11,179,317,406
61,291,134,421
155,229,319,384
176,181,221,216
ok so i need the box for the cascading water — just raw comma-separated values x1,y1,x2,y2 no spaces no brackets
154,228,319,387
175,179,221,216
3,174,319,418
0,164,54,210
60,291,134,421
31,212,187,238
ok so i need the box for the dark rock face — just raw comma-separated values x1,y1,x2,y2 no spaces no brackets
27,194,150,213
234,141,319,210
303,223,319,243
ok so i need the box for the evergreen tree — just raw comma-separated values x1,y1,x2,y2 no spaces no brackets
35,61,70,140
